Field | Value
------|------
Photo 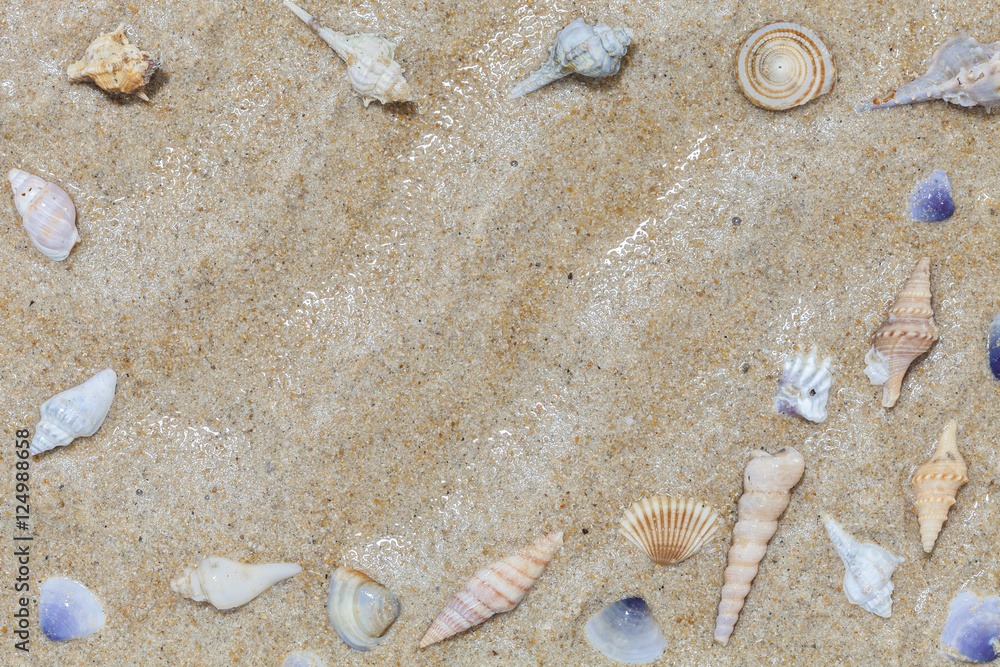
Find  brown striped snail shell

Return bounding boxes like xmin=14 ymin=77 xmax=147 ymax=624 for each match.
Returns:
xmin=735 ymin=21 xmax=836 ymax=110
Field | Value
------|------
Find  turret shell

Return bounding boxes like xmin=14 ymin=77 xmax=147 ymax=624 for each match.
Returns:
xmin=170 ymin=556 xmax=302 ymax=610
xmin=735 ymin=21 xmax=836 ymax=110
xmin=327 ymin=567 xmax=400 ymax=651
xmin=911 ymin=420 xmax=968 ymax=553
xmin=8 ymin=168 xmax=80 ymax=261
xmin=619 ymin=496 xmax=720 ymax=566
xmin=67 ymin=23 xmax=158 ymax=101
xmin=31 ymin=369 xmax=117 ymax=455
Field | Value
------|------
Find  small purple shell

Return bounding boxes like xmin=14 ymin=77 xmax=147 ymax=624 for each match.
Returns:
xmin=909 ymin=170 xmax=955 ymax=222
xmin=941 ymin=592 xmax=1000 ymax=663
xmin=990 ymin=314 xmax=1000 ymax=381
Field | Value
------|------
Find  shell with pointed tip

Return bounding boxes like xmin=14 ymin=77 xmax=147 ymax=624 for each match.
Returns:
xmin=823 ymin=515 xmax=903 ymax=618
xmin=8 ymin=168 xmax=80 ymax=261
xmin=909 ymin=171 xmax=955 ymax=222
xmin=619 ymin=496 xmax=719 ymax=566
xmin=864 ymin=257 xmax=938 ymax=408
xmin=510 ymin=19 xmax=633 ymax=98
xmin=774 ymin=346 xmax=833 ymax=423
xmin=989 ymin=314 xmax=1000 ymax=380
xmin=941 ymin=592 xmax=1000 ymax=663
xmin=31 ymin=369 xmax=117 ymax=455
xmin=714 ymin=447 xmax=805 ymax=646
xmin=281 ymin=650 xmax=328 ymax=667
xmin=39 ymin=578 xmax=106 ymax=642
xmin=67 ymin=23 xmax=158 ymax=101
xmin=862 ymin=36 xmax=1000 ymax=111
xmin=735 ymin=22 xmax=836 ymax=110
xmin=419 ymin=531 xmax=563 ymax=648
xmin=912 ymin=420 xmax=968 ymax=553
xmin=284 ymin=0 xmax=412 ymax=107
xmin=327 ymin=567 xmax=400 ymax=651
xmin=170 ymin=556 xmax=302 ymax=610
xmin=585 ymin=597 xmax=665 ymax=664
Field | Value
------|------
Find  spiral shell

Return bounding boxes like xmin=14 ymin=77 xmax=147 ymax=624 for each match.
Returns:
xmin=735 ymin=22 xmax=836 ymax=110
xmin=619 ymin=496 xmax=720 ymax=566
xmin=327 ymin=567 xmax=400 ymax=651
xmin=67 ymin=23 xmax=158 ymax=101
xmin=823 ymin=515 xmax=903 ymax=618
xmin=31 ymin=369 xmax=117 ymax=455
xmin=170 ymin=556 xmax=302 ymax=610
xmin=911 ymin=420 xmax=968 ymax=553
xmin=8 ymin=169 xmax=80 ymax=261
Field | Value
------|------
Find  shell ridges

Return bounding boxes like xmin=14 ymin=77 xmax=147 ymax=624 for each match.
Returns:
xmin=327 ymin=567 xmax=400 ymax=651
xmin=911 ymin=420 xmax=967 ymax=553
xmin=619 ymin=496 xmax=720 ymax=566
xmin=735 ymin=21 xmax=836 ymax=110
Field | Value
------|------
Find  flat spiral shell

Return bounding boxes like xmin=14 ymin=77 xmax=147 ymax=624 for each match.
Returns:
xmin=735 ymin=22 xmax=836 ymax=110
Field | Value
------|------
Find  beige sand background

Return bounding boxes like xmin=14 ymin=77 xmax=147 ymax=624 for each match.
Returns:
xmin=1 ymin=0 xmax=999 ymax=665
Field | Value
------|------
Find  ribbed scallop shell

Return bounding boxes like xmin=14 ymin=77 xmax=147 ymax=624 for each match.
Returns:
xmin=67 ymin=23 xmax=158 ymax=101
xmin=735 ymin=21 xmax=836 ymax=110
xmin=327 ymin=567 xmax=400 ymax=651
xmin=419 ymin=531 xmax=563 ymax=648
xmin=8 ymin=168 xmax=80 ymax=261
xmin=619 ymin=496 xmax=720 ymax=566
xmin=912 ymin=420 xmax=968 ymax=553
xmin=170 ymin=556 xmax=302 ymax=610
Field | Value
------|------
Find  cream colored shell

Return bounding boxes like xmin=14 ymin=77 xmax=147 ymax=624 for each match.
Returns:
xmin=67 ymin=23 xmax=159 ymax=101
xmin=735 ymin=21 xmax=836 ymax=110
xmin=8 ymin=168 xmax=80 ymax=261
xmin=912 ymin=420 xmax=968 ymax=553
xmin=619 ymin=496 xmax=720 ymax=566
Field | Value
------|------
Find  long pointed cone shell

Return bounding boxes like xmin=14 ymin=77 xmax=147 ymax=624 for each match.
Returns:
xmin=714 ymin=447 xmax=805 ymax=646
xmin=419 ymin=531 xmax=563 ymax=648
xmin=912 ymin=420 xmax=967 ymax=553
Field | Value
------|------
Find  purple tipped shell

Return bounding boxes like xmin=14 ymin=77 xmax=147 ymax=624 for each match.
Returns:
xmin=909 ymin=170 xmax=954 ymax=222
xmin=990 ymin=314 xmax=1000 ymax=381
xmin=941 ymin=592 xmax=1000 ymax=663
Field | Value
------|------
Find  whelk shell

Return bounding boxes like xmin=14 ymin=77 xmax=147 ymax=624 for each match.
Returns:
xmin=327 ymin=566 xmax=400 ymax=651
xmin=912 ymin=420 xmax=968 ymax=553
xmin=773 ymin=346 xmax=833 ymax=423
xmin=31 ymin=368 xmax=117 ymax=455
xmin=8 ymin=168 xmax=80 ymax=261
xmin=823 ymin=514 xmax=903 ymax=618
xmin=735 ymin=21 xmax=836 ymax=110
xmin=39 ymin=578 xmax=106 ymax=642
xmin=619 ymin=496 xmax=720 ymax=566
xmin=67 ymin=23 xmax=159 ymax=101
xmin=170 ymin=556 xmax=302 ymax=610
xmin=584 ymin=597 xmax=665 ymax=665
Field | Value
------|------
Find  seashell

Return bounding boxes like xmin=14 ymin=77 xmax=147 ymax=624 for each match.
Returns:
xmin=861 ymin=35 xmax=1000 ymax=112
xmin=39 ymin=578 xmax=106 ymax=642
xmin=8 ymin=168 xmax=80 ymax=261
xmin=170 ymin=556 xmax=302 ymax=610
xmin=940 ymin=592 xmax=1000 ymax=663
xmin=281 ymin=650 xmax=327 ymax=667
xmin=67 ymin=23 xmax=159 ymax=101
xmin=735 ymin=21 xmax=836 ymax=110
xmin=31 ymin=368 xmax=117 ymax=455
xmin=863 ymin=257 xmax=939 ymax=408
xmin=989 ymin=314 xmax=1000 ymax=381
xmin=912 ymin=420 xmax=968 ymax=553
xmin=714 ymin=446 xmax=805 ymax=646
xmin=419 ymin=531 xmax=563 ymax=648
xmin=284 ymin=0 xmax=412 ymax=107
xmin=823 ymin=514 xmax=903 ymax=618
xmin=584 ymin=597 xmax=665 ymax=665
xmin=327 ymin=566 xmax=400 ymax=651
xmin=510 ymin=18 xmax=634 ymax=99
xmin=773 ymin=346 xmax=833 ymax=423
xmin=909 ymin=170 xmax=955 ymax=222
xmin=619 ymin=496 xmax=720 ymax=566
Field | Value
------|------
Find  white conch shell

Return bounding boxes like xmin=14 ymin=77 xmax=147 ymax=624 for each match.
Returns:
xmin=284 ymin=0 xmax=413 ymax=107
xmin=327 ymin=566 xmax=400 ymax=651
xmin=510 ymin=18 xmax=633 ymax=98
xmin=8 ymin=168 xmax=80 ymax=261
xmin=864 ymin=257 xmax=938 ymax=408
xmin=619 ymin=496 xmax=720 ymax=566
xmin=714 ymin=447 xmax=805 ymax=646
xmin=170 ymin=556 xmax=302 ymax=610
xmin=419 ymin=531 xmax=563 ymax=648
xmin=862 ymin=35 xmax=1000 ymax=111
xmin=912 ymin=420 xmax=968 ymax=553
xmin=735 ymin=21 xmax=836 ymax=110
xmin=67 ymin=23 xmax=159 ymax=101
xmin=823 ymin=514 xmax=903 ymax=618
xmin=773 ymin=346 xmax=833 ymax=423
xmin=31 ymin=368 xmax=117 ymax=455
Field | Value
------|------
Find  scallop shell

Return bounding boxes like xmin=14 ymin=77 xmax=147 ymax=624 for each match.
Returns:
xmin=8 ymin=168 xmax=80 ymax=261
xmin=67 ymin=23 xmax=158 ymax=101
xmin=31 ymin=368 xmax=117 ymax=455
xmin=39 ymin=578 xmax=106 ymax=642
xmin=735 ymin=21 xmax=836 ymax=110
xmin=510 ymin=18 xmax=634 ymax=98
xmin=912 ymin=420 xmax=968 ymax=553
xmin=941 ymin=592 xmax=1000 ymax=663
xmin=988 ymin=314 xmax=1000 ymax=381
xmin=823 ymin=515 xmax=903 ymax=618
xmin=619 ymin=496 xmax=720 ymax=566
xmin=864 ymin=257 xmax=938 ymax=408
xmin=284 ymin=0 xmax=412 ymax=107
xmin=584 ymin=597 xmax=665 ymax=664
xmin=327 ymin=567 xmax=400 ymax=651
xmin=170 ymin=556 xmax=302 ymax=610
xmin=773 ymin=346 xmax=833 ymax=423
xmin=909 ymin=170 xmax=955 ymax=222
xmin=419 ymin=531 xmax=563 ymax=648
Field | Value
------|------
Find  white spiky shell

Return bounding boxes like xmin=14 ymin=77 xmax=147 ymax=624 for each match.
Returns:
xmin=67 ymin=23 xmax=158 ymax=101
xmin=619 ymin=496 xmax=720 ymax=566
xmin=31 ymin=369 xmax=117 ymax=455
xmin=774 ymin=346 xmax=833 ymax=423
xmin=170 ymin=556 xmax=302 ymax=610
xmin=823 ymin=515 xmax=903 ymax=618
xmin=327 ymin=567 xmax=400 ymax=651
xmin=912 ymin=420 xmax=968 ymax=553
xmin=735 ymin=21 xmax=836 ymax=110
xmin=8 ymin=169 xmax=80 ymax=261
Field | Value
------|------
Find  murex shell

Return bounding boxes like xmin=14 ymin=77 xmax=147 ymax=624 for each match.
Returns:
xmin=67 ymin=23 xmax=159 ymax=101
xmin=774 ymin=346 xmax=833 ymax=423
xmin=284 ymin=0 xmax=412 ymax=107
xmin=327 ymin=566 xmax=400 ymax=651
xmin=909 ymin=170 xmax=955 ymax=223
xmin=31 ymin=368 xmax=117 ymax=455
xmin=823 ymin=515 xmax=903 ymax=618
xmin=940 ymin=592 xmax=1000 ymax=663
xmin=39 ymin=578 xmax=106 ymax=642
xmin=584 ymin=597 xmax=665 ymax=665
xmin=735 ymin=21 xmax=836 ymax=110
xmin=862 ymin=35 xmax=1000 ymax=111
xmin=619 ymin=496 xmax=720 ymax=566
xmin=510 ymin=18 xmax=633 ymax=98
xmin=171 ymin=556 xmax=302 ymax=610
xmin=912 ymin=420 xmax=968 ymax=553
xmin=8 ymin=168 xmax=80 ymax=261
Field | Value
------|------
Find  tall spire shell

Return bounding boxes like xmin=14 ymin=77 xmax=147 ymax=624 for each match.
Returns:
xmin=911 ymin=420 xmax=968 ymax=553
xmin=864 ymin=257 xmax=939 ymax=408
xmin=419 ymin=531 xmax=563 ymax=648
xmin=8 ymin=169 xmax=80 ymax=261
xmin=619 ymin=496 xmax=720 ymax=566
xmin=31 ymin=369 xmax=117 ymax=455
